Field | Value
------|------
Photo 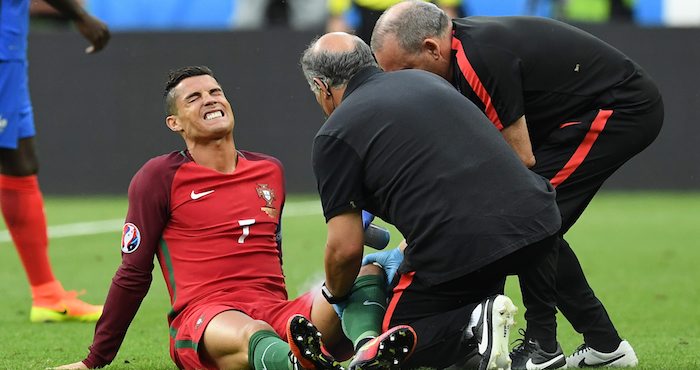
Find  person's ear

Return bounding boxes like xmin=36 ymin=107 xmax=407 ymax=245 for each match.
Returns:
xmin=423 ymin=38 xmax=442 ymax=60
xmin=313 ymin=77 xmax=332 ymax=97
xmin=166 ymin=115 xmax=182 ymax=132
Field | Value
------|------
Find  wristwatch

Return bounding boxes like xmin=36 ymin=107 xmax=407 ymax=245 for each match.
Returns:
xmin=321 ymin=283 xmax=350 ymax=304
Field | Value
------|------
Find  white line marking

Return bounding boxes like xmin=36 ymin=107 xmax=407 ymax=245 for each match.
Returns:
xmin=0 ymin=200 xmax=322 ymax=243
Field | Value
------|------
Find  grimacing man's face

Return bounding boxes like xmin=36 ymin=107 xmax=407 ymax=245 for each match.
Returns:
xmin=167 ymin=75 xmax=235 ymax=140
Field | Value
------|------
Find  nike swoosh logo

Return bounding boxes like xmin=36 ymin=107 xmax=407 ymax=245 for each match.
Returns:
xmin=362 ymin=300 xmax=386 ymax=310
xmin=579 ymin=354 xmax=625 ymax=368
xmin=57 ymin=309 xmax=68 ymax=315
xmin=526 ymin=354 xmax=564 ymax=370
xmin=478 ymin=305 xmax=489 ymax=354
xmin=190 ymin=190 xmax=214 ymax=200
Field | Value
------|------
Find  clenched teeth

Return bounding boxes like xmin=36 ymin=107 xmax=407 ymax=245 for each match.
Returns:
xmin=205 ymin=111 xmax=223 ymax=120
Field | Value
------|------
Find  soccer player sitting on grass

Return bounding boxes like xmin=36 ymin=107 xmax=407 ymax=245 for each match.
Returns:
xmin=53 ymin=65 xmax=414 ymax=370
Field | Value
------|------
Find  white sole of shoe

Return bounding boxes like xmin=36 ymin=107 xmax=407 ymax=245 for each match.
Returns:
xmin=485 ymin=295 xmax=518 ymax=370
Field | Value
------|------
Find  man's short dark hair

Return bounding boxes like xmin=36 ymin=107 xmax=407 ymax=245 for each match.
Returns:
xmin=164 ymin=65 xmax=215 ymax=115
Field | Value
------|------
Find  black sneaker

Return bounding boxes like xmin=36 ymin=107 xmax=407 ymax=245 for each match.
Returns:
xmin=470 ymin=295 xmax=518 ymax=370
xmin=287 ymin=314 xmax=344 ymax=370
xmin=510 ymin=330 xmax=566 ymax=370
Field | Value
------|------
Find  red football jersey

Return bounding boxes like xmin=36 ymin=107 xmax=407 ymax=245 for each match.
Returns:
xmin=85 ymin=150 xmax=287 ymax=368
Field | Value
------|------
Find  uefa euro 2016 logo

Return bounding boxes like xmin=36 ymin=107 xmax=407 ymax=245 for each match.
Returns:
xmin=121 ymin=223 xmax=141 ymax=253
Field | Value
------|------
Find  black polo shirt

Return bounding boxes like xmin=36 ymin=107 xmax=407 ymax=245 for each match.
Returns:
xmin=312 ymin=67 xmax=561 ymax=285
xmin=450 ymin=16 xmax=656 ymax=148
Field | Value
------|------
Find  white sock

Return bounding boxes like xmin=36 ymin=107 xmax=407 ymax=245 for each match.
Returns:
xmin=464 ymin=303 xmax=483 ymax=339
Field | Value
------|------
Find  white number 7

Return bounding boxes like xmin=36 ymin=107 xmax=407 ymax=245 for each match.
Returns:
xmin=238 ymin=219 xmax=256 ymax=243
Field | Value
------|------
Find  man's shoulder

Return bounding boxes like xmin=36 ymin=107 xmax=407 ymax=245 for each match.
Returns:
xmin=344 ymin=69 xmax=451 ymax=106
xmin=454 ymin=15 xmax=562 ymax=30
xmin=239 ymin=150 xmax=277 ymax=162
xmin=130 ymin=151 xmax=189 ymax=186
xmin=240 ymin=150 xmax=282 ymax=167
xmin=139 ymin=151 xmax=189 ymax=172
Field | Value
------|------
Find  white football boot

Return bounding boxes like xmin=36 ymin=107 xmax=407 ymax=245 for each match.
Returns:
xmin=566 ymin=340 xmax=638 ymax=368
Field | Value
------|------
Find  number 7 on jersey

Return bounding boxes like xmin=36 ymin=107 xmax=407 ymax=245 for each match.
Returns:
xmin=238 ymin=219 xmax=256 ymax=243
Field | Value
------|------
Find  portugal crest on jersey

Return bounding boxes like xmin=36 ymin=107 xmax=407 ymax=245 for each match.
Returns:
xmin=256 ymin=183 xmax=276 ymax=207
xmin=257 ymin=183 xmax=279 ymax=218
xmin=121 ymin=223 xmax=141 ymax=254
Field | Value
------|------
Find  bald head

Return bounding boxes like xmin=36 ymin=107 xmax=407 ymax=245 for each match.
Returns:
xmin=300 ymin=32 xmax=377 ymax=93
xmin=313 ymin=32 xmax=359 ymax=54
xmin=372 ymin=0 xmax=450 ymax=54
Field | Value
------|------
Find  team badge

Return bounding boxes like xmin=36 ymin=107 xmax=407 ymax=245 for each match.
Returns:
xmin=121 ymin=223 xmax=141 ymax=254
xmin=256 ymin=183 xmax=279 ymax=218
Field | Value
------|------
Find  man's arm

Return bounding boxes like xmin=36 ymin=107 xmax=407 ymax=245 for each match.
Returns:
xmin=501 ymin=115 xmax=536 ymax=168
xmin=42 ymin=0 xmax=110 ymax=53
xmin=52 ymin=159 xmax=170 ymax=369
xmin=324 ymin=211 xmax=365 ymax=299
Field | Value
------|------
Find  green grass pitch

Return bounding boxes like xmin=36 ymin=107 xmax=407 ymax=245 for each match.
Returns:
xmin=0 ymin=192 xmax=698 ymax=369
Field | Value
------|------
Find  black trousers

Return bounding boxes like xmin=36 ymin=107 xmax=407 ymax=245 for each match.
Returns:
xmin=384 ymin=235 xmax=559 ymax=369
xmin=524 ymin=78 xmax=664 ymax=349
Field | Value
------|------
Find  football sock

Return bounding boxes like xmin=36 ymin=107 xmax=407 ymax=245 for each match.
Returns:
xmin=342 ymin=275 xmax=387 ymax=350
xmin=0 ymin=175 xmax=57 ymax=288
xmin=31 ymin=280 xmax=65 ymax=307
xmin=248 ymin=330 xmax=292 ymax=370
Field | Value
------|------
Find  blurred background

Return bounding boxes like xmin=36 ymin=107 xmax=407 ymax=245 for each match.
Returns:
xmin=27 ymin=0 xmax=700 ymax=194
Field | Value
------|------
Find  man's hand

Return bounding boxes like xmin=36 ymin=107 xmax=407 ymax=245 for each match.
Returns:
xmin=362 ymin=246 xmax=404 ymax=285
xmin=51 ymin=361 xmax=89 ymax=369
xmin=74 ymin=14 xmax=110 ymax=54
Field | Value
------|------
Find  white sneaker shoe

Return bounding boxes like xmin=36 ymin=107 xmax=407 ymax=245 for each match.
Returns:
xmin=566 ymin=340 xmax=638 ymax=368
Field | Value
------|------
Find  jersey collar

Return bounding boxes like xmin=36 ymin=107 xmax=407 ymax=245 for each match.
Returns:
xmin=343 ymin=66 xmax=382 ymax=100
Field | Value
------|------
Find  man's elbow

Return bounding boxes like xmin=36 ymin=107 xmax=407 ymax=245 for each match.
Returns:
xmin=326 ymin=238 xmax=363 ymax=266
xmin=326 ymin=240 xmax=364 ymax=265
xmin=523 ymin=155 xmax=536 ymax=168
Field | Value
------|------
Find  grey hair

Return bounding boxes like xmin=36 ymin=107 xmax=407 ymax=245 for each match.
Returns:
xmin=300 ymin=36 xmax=377 ymax=93
xmin=371 ymin=0 xmax=450 ymax=54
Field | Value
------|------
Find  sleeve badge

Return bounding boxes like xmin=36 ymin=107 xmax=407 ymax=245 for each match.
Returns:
xmin=121 ymin=223 xmax=142 ymax=254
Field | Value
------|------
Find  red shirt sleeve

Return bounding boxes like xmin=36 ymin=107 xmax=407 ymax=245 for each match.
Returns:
xmin=83 ymin=155 xmax=178 ymax=368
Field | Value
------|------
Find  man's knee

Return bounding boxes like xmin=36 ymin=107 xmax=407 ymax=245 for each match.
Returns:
xmin=0 ymin=139 xmax=39 ymax=176
xmin=358 ymin=262 xmax=383 ymax=277
xmin=242 ymin=319 xmax=276 ymax=339
xmin=201 ymin=313 xmax=276 ymax=369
